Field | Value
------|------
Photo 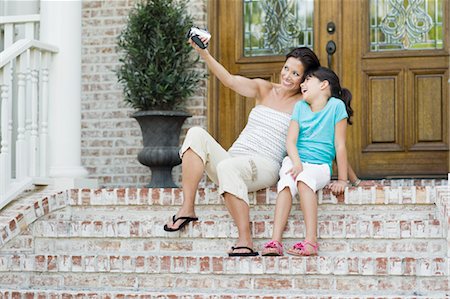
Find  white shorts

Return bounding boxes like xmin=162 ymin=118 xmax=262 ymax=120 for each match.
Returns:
xmin=277 ymin=156 xmax=331 ymax=198
xmin=180 ymin=127 xmax=279 ymax=205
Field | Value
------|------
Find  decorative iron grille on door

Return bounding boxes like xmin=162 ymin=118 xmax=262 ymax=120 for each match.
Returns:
xmin=370 ymin=0 xmax=443 ymax=51
xmin=243 ymin=0 xmax=314 ymax=56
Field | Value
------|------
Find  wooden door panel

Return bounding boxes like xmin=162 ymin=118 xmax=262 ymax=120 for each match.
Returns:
xmin=363 ymin=71 xmax=403 ymax=152
xmin=411 ymin=69 xmax=448 ymax=150
xmin=360 ymin=152 xmax=448 ymax=176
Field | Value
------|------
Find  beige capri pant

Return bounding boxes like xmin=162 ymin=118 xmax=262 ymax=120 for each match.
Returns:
xmin=180 ymin=127 xmax=279 ymax=205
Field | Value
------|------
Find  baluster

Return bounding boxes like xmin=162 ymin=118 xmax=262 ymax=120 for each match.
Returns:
xmin=25 ymin=51 xmax=32 ymax=168
xmin=15 ymin=52 xmax=27 ymax=180
xmin=39 ymin=52 xmax=50 ymax=177
xmin=3 ymin=24 xmax=14 ymax=49
xmin=0 ymin=64 xmax=12 ymax=197
xmin=24 ymin=21 xmax=36 ymax=39
xmin=3 ymin=24 xmax=14 ymax=183
xmin=29 ymin=49 xmax=39 ymax=177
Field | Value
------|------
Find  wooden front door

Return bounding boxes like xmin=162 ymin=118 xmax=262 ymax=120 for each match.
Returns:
xmin=208 ymin=0 xmax=449 ymax=178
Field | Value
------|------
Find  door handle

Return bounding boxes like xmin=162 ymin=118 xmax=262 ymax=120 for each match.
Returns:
xmin=326 ymin=40 xmax=336 ymax=69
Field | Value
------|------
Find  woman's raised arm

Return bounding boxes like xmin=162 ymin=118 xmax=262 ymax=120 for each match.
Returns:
xmin=190 ymin=39 xmax=270 ymax=101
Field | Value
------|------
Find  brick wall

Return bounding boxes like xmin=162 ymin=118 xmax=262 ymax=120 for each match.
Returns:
xmin=81 ymin=0 xmax=208 ymax=188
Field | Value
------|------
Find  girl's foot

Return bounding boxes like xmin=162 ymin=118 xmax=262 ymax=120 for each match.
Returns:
xmin=261 ymin=240 xmax=283 ymax=256
xmin=286 ymin=240 xmax=318 ymax=256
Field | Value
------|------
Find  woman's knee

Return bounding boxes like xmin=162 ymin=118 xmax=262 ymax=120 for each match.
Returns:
xmin=216 ymin=159 xmax=234 ymax=174
xmin=181 ymin=126 xmax=208 ymax=158
xmin=186 ymin=126 xmax=207 ymax=141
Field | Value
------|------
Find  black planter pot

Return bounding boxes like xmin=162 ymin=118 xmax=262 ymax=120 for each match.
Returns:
xmin=132 ymin=110 xmax=191 ymax=188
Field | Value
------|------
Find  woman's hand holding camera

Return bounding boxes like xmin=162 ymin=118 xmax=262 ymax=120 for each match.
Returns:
xmin=188 ymin=36 xmax=210 ymax=51
xmin=187 ymin=27 xmax=211 ymax=50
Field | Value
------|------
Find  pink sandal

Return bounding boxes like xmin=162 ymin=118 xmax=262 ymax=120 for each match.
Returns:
xmin=261 ymin=240 xmax=283 ymax=256
xmin=286 ymin=240 xmax=319 ymax=256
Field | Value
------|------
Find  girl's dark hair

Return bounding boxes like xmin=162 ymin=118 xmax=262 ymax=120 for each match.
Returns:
xmin=285 ymin=47 xmax=320 ymax=83
xmin=305 ymin=67 xmax=353 ymax=125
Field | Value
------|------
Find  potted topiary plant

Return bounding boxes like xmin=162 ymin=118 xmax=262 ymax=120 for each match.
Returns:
xmin=117 ymin=0 xmax=202 ymax=188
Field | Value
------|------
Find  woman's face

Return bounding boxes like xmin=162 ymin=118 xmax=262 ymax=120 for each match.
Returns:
xmin=280 ymin=57 xmax=304 ymax=92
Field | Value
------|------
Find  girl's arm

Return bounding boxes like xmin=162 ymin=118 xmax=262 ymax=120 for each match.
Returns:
xmin=331 ymin=119 xmax=348 ymax=194
xmin=285 ymin=120 xmax=303 ymax=178
xmin=190 ymin=39 xmax=270 ymax=101
xmin=348 ymin=164 xmax=361 ymax=186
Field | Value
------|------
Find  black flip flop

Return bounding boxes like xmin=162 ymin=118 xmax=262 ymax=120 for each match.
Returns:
xmin=228 ymin=246 xmax=259 ymax=257
xmin=163 ymin=215 xmax=198 ymax=232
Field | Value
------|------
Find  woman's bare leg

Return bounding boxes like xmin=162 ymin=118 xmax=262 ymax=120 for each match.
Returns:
xmin=271 ymin=188 xmax=293 ymax=243
xmin=223 ymin=192 xmax=253 ymax=253
xmin=166 ymin=148 xmax=204 ymax=229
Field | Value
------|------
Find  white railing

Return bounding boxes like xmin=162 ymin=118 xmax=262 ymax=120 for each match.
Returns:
xmin=0 ymin=14 xmax=40 ymax=51
xmin=0 ymin=38 xmax=58 ymax=209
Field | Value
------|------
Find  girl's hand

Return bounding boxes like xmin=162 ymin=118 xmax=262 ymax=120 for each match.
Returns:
xmin=329 ymin=180 xmax=348 ymax=195
xmin=287 ymin=164 xmax=303 ymax=179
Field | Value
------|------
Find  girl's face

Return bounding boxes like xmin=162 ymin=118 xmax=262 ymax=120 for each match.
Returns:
xmin=300 ymin=76 xmax=327 ymax=101
xmin=280 ymin=57 xmax=304 ymax=92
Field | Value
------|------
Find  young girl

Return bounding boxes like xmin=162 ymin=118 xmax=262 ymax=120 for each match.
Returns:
xmin=262 ymin=67 xmax=353 ymax=256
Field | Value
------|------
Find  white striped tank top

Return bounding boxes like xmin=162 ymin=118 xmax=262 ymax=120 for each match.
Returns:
xmin=228 ymin=105 xmax=291 ymax=165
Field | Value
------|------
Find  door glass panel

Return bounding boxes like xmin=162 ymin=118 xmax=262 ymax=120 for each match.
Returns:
xmin=370 ymin=0 xmax=443 ymax=51
xmin=243 ymin=0 xmax=314 ymax=57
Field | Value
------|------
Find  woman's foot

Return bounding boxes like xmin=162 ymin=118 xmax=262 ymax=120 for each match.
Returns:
xmin=286 ymin=240 xmax=318 ymax=256
xmin=163 ymin=215 xmax=198 ymax=232
xmin=227 ymin=240 xmax=257 ymax=256
xmin=228 ymin=245 xmax=259 ymax=257
xmin=261 ymin=240 xmax=283 ymax=256
xmin=163 ymin=209 xmax=197 ymax=231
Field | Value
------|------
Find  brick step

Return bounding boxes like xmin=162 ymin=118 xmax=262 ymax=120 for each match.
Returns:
xmin=49 ymin=202 xmax=439 ymax=217
xmin=29 ymin=237 xmax=446 ymax=257
xmin=70 ymin=186 xmax=437 ymax=206
xmin=1 ymin=253 xmax=446 ymax=276
xmin=30 ymin=216 xmax=443 ymax=239
xmin=0 ymin=272 xmax=447 ymax=296
xmin=0 ymin=288 xmax=447 ymax=299
xmin=0 ymin=183 xmax=447 ymax=298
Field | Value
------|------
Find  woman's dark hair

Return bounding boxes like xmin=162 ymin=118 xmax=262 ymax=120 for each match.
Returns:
xmin=305 ymin=67 xmax=353 ymax=125
xmin=285 ymin=47 xmax=320 ymax=83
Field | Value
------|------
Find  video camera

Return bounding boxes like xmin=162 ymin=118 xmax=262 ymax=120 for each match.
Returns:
xmin=186 ymin=27 xmax=211 ymax=49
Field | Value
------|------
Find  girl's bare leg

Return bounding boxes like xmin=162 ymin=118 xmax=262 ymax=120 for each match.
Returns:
xmin=271 ymin=188 xmax=293 ymax=242
xmin=298 ymin=182 xmax=318 ymax=247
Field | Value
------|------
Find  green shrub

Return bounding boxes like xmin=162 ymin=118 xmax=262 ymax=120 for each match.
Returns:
xmin=117 ymin=0 xmax=202 ymax=111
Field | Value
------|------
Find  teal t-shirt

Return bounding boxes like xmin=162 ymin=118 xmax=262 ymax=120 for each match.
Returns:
xmin=291 ymin=97 xmax=348 ymax=172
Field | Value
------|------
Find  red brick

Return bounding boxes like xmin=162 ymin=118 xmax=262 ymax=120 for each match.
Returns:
xmin=212 ymin=257 xmax=224 ymax=273
xmin=254 ymin=277 xmax=293 ymax=289
xmin=376 ymin=257 xmax=388 ymax=275
xmin=160 ymin=256 xmax=170 ymax=273
xmin=47 ymin=255 xmax=57 ymax=271
xmin=199 ymin=256 xmax=210 ymax=273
